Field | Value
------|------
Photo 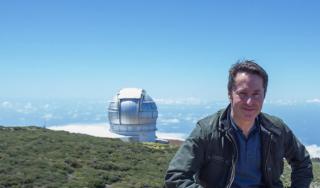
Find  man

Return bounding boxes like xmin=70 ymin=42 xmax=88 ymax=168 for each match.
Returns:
xmin=164 ymin=60 xmax=313 ymax=188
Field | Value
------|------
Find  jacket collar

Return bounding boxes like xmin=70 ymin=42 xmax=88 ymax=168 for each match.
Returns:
xmin=218 ymin=104 xmax=281 ymax=136
xmin=258 ymin=113 xmax=282 ymax=136
xmin=218 ymin=104 xmax=232 ymax=132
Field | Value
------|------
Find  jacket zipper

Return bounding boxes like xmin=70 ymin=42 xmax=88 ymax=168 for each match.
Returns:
xmin=264 ymin=134 xmax=272 ymax=185
xmin=225 ymin=131 xmax=238 ymax=188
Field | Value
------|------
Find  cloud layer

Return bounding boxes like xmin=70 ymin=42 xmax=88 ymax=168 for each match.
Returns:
xmin=49 ymin=123 xmax=124 ymax=138
xmin=48 ymin=123 xmax=187 ymax=140
xmin=306 ymin=145 xmax=320 ymax=159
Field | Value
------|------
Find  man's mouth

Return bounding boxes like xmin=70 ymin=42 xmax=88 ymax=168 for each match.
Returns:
xmin=242 ymin=107 xmax=256 ymax=111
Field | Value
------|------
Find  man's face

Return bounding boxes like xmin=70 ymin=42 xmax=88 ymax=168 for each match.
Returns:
xmin=229 ymin=72 xmax=265 ymax=126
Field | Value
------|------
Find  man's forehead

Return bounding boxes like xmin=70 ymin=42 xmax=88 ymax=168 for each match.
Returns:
xmin=234 ymin=86 xmax=263 ymax=92
xmin=234 ymin=72 xmax=263 ymax=82
xmin=233 ymin=73 xmax=264 ymax=91
xmin=235 ymin=72 xmax=262 ymax=79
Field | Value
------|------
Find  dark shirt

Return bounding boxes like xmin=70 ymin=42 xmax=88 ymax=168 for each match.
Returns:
xmin=230 ymin=118 xmax=263 ymax=188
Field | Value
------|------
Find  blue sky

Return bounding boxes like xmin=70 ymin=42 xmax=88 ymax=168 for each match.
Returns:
xmin=1 ymin=0 xmax=320 ymax=102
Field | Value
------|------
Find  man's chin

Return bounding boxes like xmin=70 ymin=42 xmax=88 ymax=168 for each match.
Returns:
xmin=242 ymin=113 xmax=257 ymax=121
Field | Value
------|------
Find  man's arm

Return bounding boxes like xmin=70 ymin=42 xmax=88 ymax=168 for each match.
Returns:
xmin=164 ymin=123 xmax=206 ymax=188
xmin=284 ymin=126 xmax=313 ymax=188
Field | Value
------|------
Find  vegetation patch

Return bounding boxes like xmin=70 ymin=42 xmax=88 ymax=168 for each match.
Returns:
xmin=0 ymin=126 xmax=319 ymax=187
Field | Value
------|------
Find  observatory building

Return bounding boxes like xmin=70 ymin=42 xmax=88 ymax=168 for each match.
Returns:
xmin=108 ymin=88 xmax=158 ymax=142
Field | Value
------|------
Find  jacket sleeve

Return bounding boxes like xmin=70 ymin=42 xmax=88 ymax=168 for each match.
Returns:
xmin=284 ymin=126 xmax=313 ymax=188
xmin=164 ymin=123 xmax=207 ymax=188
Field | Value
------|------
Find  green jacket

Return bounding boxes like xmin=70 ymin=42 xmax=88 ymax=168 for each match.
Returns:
xmin=165 ymin=105 xmax=313 ymax=188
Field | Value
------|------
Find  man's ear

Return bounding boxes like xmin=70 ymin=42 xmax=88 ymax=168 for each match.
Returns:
xmin=228 ymin=92 xmax=232 ymax=102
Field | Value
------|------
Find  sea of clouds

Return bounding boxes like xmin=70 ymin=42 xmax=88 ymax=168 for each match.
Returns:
xmin=49 ymin=123 xmax=187 ymax=141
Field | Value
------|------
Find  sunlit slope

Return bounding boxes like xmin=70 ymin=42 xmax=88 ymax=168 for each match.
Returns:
xmin=0 ymin=126 xmax=319 ymax=188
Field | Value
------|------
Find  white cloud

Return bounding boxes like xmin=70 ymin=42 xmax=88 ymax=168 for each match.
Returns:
xmin=154 ymin=97 xmax=208 ymax=105
xmin=16 ymin=102 xmax=38 ymax=114
xmin=48 ymin=123 xmax=124 ymax=138
xmin=263 ymin=98 xmax=320 ymax=105
xmin=24 ymin=102 xmax=33 ymax=110
xmin=306 ymin=98 xmax=320 ymax=104
xmin=42 ymin=104 xmax=50 ymax=109
xmin=264 ymin=99 xmax=299 ymax=105
xmin=1 ymin=101 xmax=13 ymax=108
xmin=158 ymin=118 xmax=180 ymax=125
xmin=156 ymin=132 xmax=186 ymax=141
xmin=306 ymin=144 xmax=320 ymax=158
xmin=48 ymin=123 xmax=187 ymax=141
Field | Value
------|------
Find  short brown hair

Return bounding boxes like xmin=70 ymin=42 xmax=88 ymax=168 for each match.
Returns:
xmin=228 ymin=60 xmax=268 ymax=97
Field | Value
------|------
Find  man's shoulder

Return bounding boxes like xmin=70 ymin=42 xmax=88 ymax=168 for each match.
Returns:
xmin=261 ymin=112 xmax=285 ymax=126
xmin=197 ymin=109 xmax=224 ymax=129
xmin=260 ymin=112 xmax=289 ymax=134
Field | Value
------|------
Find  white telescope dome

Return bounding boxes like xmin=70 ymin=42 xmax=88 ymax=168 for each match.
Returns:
xmin=108 ymin=88 xmax=158 ymax=142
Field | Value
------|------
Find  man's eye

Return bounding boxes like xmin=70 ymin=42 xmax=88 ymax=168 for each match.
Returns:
xmin=253 ymin=94 xmax=263 ymax=99
xmin=239 ymin=93 xmax=247 ymax=97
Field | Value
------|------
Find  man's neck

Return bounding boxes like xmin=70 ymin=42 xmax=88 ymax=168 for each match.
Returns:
xmin=231 ymin=117 xmax=255 ymax=137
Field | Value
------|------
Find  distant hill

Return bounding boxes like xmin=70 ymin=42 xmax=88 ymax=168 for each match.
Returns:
xmin=0 ymin=126 xmax=319 ymax=188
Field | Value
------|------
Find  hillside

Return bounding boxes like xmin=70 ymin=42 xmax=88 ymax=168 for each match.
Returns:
xmin=0 ymin=126 xmax=319 ymax=188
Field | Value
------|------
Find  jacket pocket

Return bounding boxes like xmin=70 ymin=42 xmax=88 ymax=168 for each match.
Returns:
xmin=200 ymin=155 xmax=230 ymax=187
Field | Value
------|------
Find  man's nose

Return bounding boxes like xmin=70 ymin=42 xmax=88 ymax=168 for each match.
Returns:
xmin=245 ymin=96 xmax=254 ymax=105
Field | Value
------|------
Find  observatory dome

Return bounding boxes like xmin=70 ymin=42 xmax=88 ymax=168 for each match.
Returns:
xmin=108 ymin=88 xmax=158 ymax=142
